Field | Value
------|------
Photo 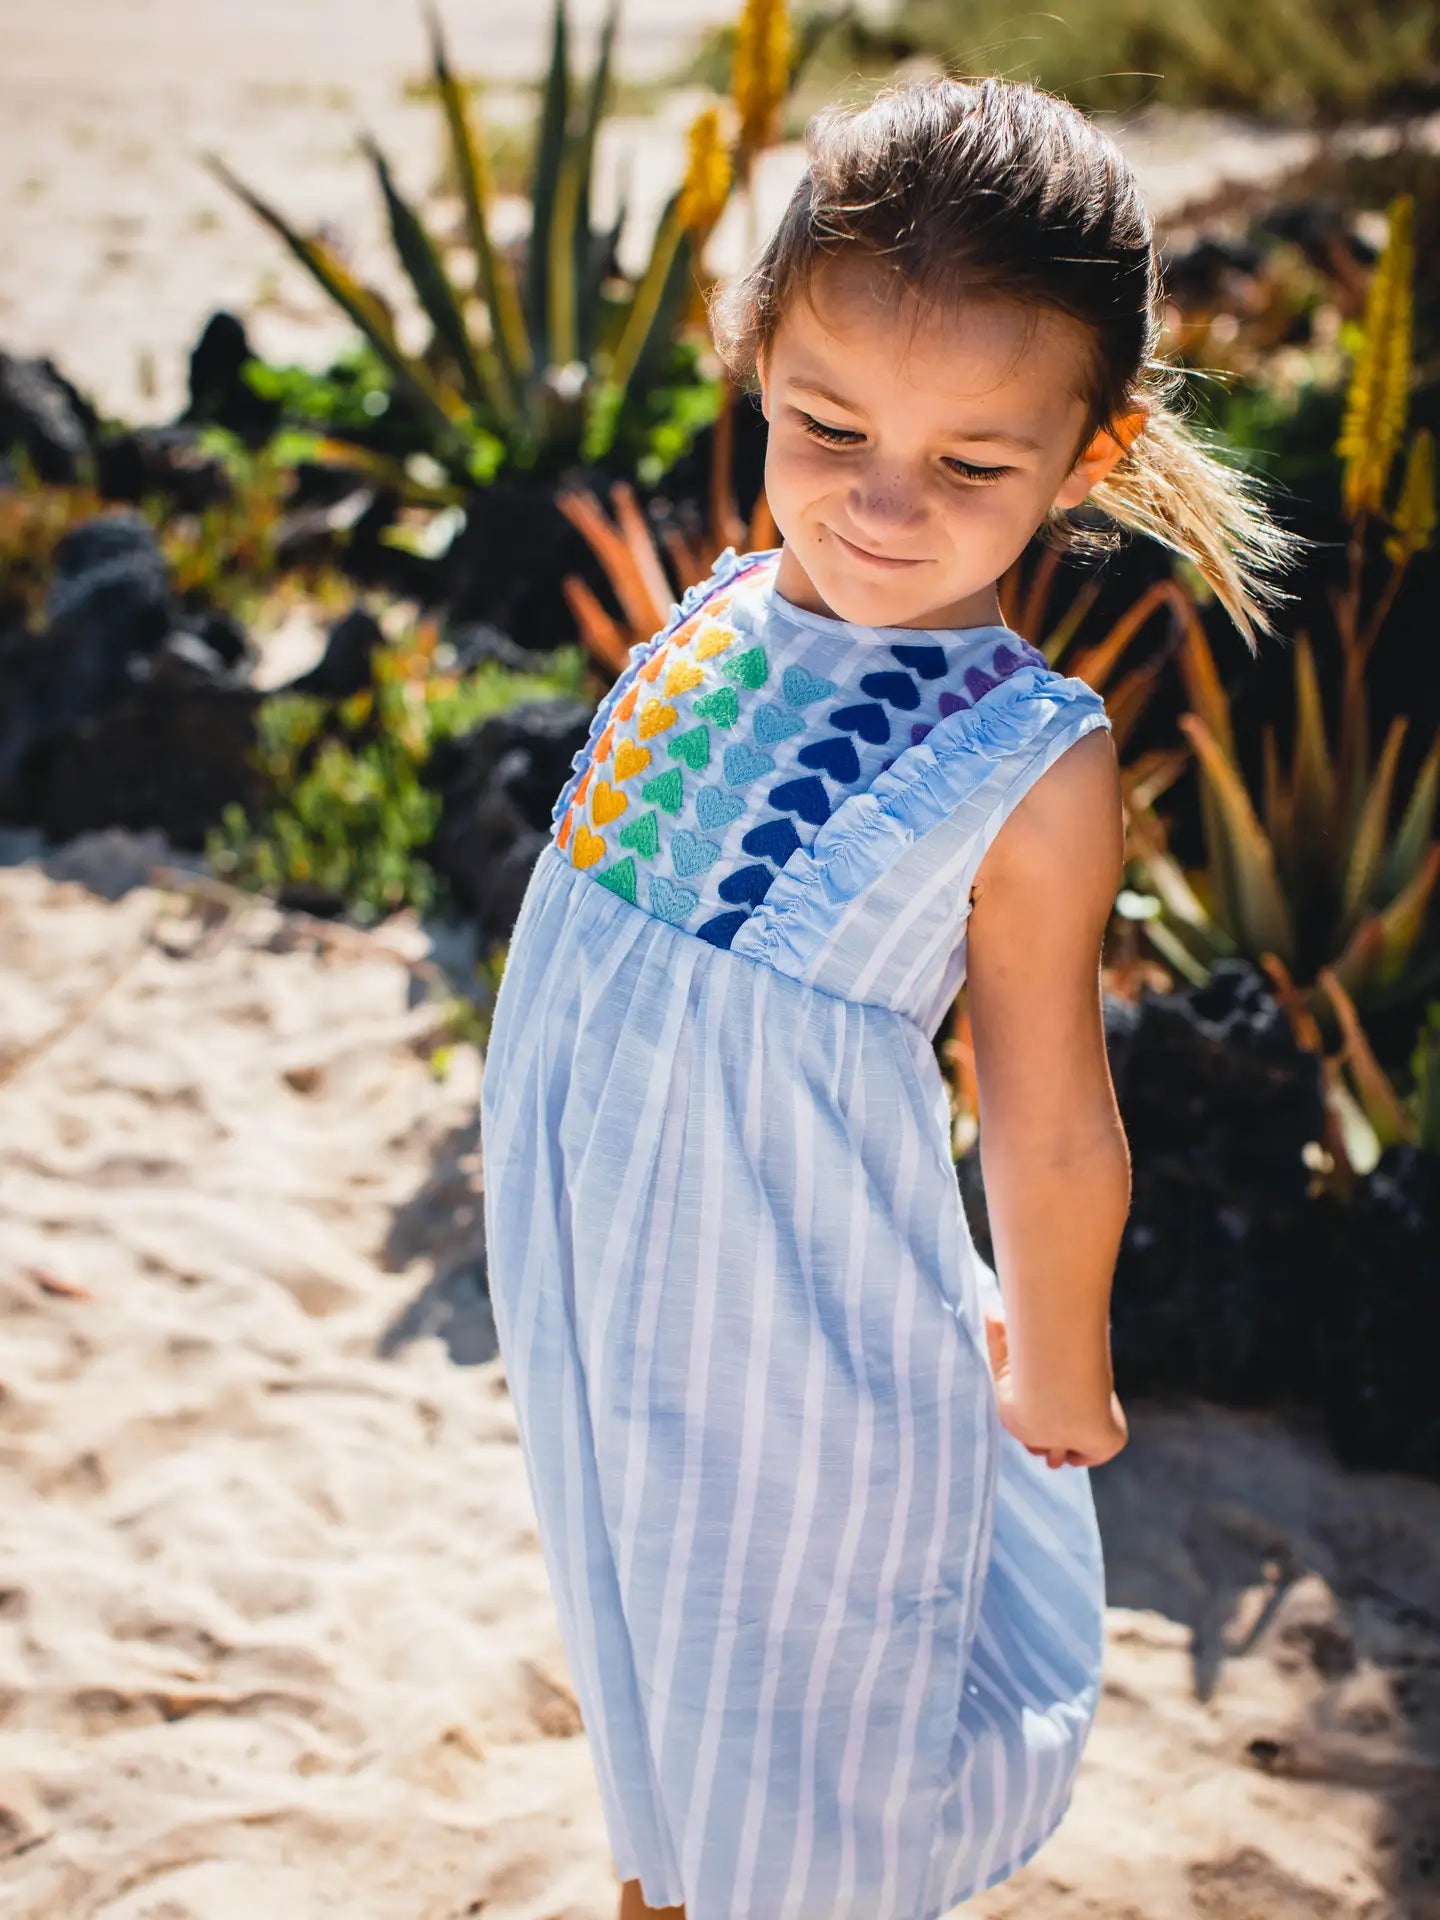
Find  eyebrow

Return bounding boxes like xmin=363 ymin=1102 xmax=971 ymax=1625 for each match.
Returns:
xmin=783 ymin=378 xmax=1045 ymax=452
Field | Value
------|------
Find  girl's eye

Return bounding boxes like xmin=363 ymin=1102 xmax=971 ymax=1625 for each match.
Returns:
xmin=795 ymin=412 xmax=1011 ymax=485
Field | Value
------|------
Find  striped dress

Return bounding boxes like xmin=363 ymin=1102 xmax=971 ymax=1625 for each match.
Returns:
xmin=479 ymin=545 xmax=1112 ymax=1920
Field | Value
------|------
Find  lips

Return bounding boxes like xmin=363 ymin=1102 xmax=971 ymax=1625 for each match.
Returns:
xmin=832 ymin=530 xmax=922 ymax=567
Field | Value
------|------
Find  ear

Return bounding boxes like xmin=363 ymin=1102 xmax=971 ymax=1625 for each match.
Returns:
xmin=1051 ymin=404 xmax=1149 ymax=510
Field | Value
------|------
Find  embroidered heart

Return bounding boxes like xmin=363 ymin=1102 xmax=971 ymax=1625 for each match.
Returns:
xmin=890 ymin=643 xmax=948 ymax=679
xmin=720 ymin=644 xmax=769 ymax=690
xmin=938 ymin=690 xmax=971 ymax=718
xmin=556 ymin=804 xmax=575 ymax=849
xmin=797 ymin=734 xmax=860 ymax=784
xmin=667 ymin=725 xmax=710 ymax=771
xmin=695 ymin=785 xmax=744 ymax=829
xmin=648 ymin=874 xmax=698 ymax=924
xmin=590 ymin=779 xmax=627 ymax=826
xmin=767 ymin=774 xmax=832 ymax=827
xmin=781 ymin=664 xmax=837 ymax=709
xmin=595 ymin=855 xmax=637 ymax=902
xmin=964 ymin=665 xmax=1001 ymax=702
xmin=642 ymin=766 xmax=685 ymax=814
xmin=696 ymin=909 xmax=748 ymax=949
xmin=911 ymin=720 xmax=935 ymax=745
xmin=617 ymin=808 xmax=660 ymax=858
xmin=692 ymin=685 xmax=739 ymax=728
xmin=593 ymin=720 xmax=616 ymax=762
xmin=638 ymin=696 xmax=679 ymax=739
xmin=860 ymin=669 xmax=920 ymax=710
xmin=664 ymin=657 xmax=705 ymax=698
xmin=695 ymin=623 xmax=736 ymax=661
xmin=671 ymin=828 xmax=721 ymax=878
xmin=742 ymin=816 xmax=801 ymax=865
xmin=571 ymin=824 xmax=605 ymax=869
xmin=753 ymin=702 xmax=805 ymax=746
xmin=723 ymin=742 xmax=776 ymax=787
xmin=638 ymin=646 xmax=670 ymax=683
xmin=615 ymin=682 xmax=640 ymax=722
xmin=991 ymin=641 xmax=1024 ymax=676
xmin=829 ymin=701 xmax=890 ymax=744
xmin=718 ymin=863 xmax=775 ymax=907
xmin=613 ymin=737 xmax=651 ymax=781
xmin=573 ymin=763 xmax=594 ymax=804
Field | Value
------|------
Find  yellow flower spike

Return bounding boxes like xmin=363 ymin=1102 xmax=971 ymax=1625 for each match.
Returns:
xmin=1384 ymin=428 xmax=1436 ymax=566
xmin=677 ymin=105 xmax=733 ymax=238
xmin=733 ymin=0 xmax=791 ymax=157
xmin=1336 ymin=193 xmax=1414 ymax=520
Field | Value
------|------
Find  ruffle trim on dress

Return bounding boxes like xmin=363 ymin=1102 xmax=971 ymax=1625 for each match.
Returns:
xmin=728 ymin=663 xmax=1111 ymax=972
xmin=548 ymin=544 xmax=773 ymax=829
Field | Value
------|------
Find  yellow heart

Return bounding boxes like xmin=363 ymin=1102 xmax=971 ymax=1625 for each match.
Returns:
xmin=637 ymin=697 xmax=679 ymax=740
xmin=571 ymin=824 xmax=606 ymax=869
xmin=664 ymin=657 xmax=704 ymax=698
xmin=590 ymin=779 xmax=627 ymax=826
xmin=613 ymin=738 xmax=651 ymax=781
xmin=695 ymin=623 xmax=735 ymax=660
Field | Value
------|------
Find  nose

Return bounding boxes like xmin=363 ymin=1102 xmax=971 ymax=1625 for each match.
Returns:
xmin=845 ymin=481 xmax=927 ymax=539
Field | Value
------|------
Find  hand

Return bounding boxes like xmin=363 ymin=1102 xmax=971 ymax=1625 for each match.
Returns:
xmin=982 ymin=1310 xmax=1128 ymax=1469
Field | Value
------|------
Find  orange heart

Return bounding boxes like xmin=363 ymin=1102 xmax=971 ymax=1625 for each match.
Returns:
xmin=590 ymin=779 xmax=627 ymax=826
xmin=615 ymin=683 xmax=639 ymax=722
xmin=613 ymin=738 xmax=651 ymax=781
xmin=637 ymin=696 xmax=679 ymax=740
xmin=571 ymin=824 xmax=605 ymax=869
xmin=593 ymin=720 xmax=615 ymax=763
xmin=663 ymin=657 xmax=704 ymax=698
xmin=556 ymin=804 xmax=574 ymax=850
xmin=574 ymin=763 xmax=593 ymax=805
xmin=638 ymin=645 xmax=670 ymax=683
xmin=695 ymin=623 xmax=735 ymax=660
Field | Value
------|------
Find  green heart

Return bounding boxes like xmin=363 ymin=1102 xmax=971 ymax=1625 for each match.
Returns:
xmin=693 ymin=685 xmax=739 ymax=728
xmin=594 ymin=855 xmax=637 ymax=903
xmin=641 ymin=766 xmax=685 ymax=815
xmin=667 ymin=725 xmax=710 ymax=771
xmin=617 ymin=808 xmax=660 ymax=858
xmin=720 ymin=645 xmax=768 ymax=691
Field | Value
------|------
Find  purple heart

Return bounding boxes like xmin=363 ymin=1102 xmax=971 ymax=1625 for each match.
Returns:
xmin=965 ymin=665 xmax=1002 ymax=702
xmin=938 ymin=690 xmax=972 ymax=718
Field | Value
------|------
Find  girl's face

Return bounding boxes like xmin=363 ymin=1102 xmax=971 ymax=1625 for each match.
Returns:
xmin=755 ymin=253 xmax=1144 ymax=631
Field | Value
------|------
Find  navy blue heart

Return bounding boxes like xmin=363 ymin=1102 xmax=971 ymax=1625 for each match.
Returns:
xmin=859 ymin=670 xmax=920 ymax=710
xmin=718 ymin=863 xmax=775 ymax=907
xmin=696 ymin=909 xmax=748 ymax=949
xmin=890 ymin=643 xmax=948 ymax=679
xmin=768 ymin=774 xmax=832 ymax=827
xmin=829 ymin=701 xmax=891 ymax=745
xmin=797 ymin=734 xmax=860 ymax=784
xmin=742 ymin=816 xmax=801 ymax=865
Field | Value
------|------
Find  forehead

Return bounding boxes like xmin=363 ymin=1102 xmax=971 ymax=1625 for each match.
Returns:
xmin=774 ymin=253 xmax=1094 ymax=433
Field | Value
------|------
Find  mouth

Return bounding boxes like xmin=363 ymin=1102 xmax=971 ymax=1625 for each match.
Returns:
xmin=831 ymin=530 xmax=924 ymax=569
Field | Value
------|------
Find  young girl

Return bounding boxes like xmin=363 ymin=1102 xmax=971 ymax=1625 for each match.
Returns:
xmin=480 ymin=74 xmax=1297 ymax=1920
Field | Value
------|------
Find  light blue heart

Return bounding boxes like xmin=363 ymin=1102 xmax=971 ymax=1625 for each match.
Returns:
xmin=781 ymin=664 xmax=838 ymax=709
xmin=671 ymin=828 xmax=722 ymax=878
xmin=723 ymin=742 xmax=776 ymax=787
xmin=648 ymin=875 xmax=698 ymax=924
xmin=753 ymin=702 xmax=806 ymax=746
xmin=695 ymin=785 xmax=744 ymax=830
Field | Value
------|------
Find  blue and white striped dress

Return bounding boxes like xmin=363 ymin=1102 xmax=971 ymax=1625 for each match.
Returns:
xmin=479 ymin=546 xmax=1112 ymax=1920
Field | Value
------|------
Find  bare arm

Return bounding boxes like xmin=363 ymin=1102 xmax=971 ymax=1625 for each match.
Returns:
xmin=964 ymin=726 xmax=1131 ymax=1418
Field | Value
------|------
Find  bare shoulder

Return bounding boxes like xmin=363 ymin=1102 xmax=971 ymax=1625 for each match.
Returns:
xmin=968 ymin=723 xmax=1123 ymax=921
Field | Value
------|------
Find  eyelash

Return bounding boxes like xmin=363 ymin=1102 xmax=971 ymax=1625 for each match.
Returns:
xmin=796 ymin=411 xmax=1012 ymax=484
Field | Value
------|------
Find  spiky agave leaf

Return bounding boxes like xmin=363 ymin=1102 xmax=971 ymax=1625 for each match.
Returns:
xmin=424 ymin=1 xmax=530 ymax=412
xmin=568 ymin=0 xmax=621 ymax=367
xmin=1378 ymin=731 xmax=1440 ymax=902
xmin=525 ymin=0 xmax=572 ymax=378
xmin=359 ymin=132 xmax=489 ymax=416
xmin=203 ymin=152 xmax=467 ymax=445
xmin=1288 ymin=634 xmax=1338 ymax=864
xmin=1179 ymin=711 xmax=1297 ymax=963
xmin=1316 ymin=967 xmax=1415 ymax=1150
xmin=1340 ymin=714 xmax=1408 ymax=933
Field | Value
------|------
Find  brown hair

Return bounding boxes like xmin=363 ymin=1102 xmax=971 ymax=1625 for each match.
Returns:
xmin=707 ymin=74 xmax=1306 ymax=653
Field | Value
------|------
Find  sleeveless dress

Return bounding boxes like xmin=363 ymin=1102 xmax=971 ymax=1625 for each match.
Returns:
xmin=479 ymin=545 xmax=1113 ymax=1920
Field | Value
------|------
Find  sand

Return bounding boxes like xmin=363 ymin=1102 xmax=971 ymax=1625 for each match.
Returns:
xmin=2 ymin=832 xmax=1438 ymax=1919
